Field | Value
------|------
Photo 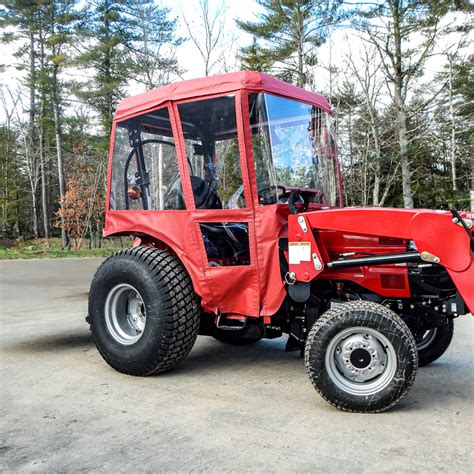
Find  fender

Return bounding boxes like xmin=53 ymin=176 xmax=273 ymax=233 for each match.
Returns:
xmin=103 ymin=210 xmax=213 ymax=310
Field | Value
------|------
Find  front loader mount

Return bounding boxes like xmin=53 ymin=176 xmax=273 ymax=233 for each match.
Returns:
xmin=287 ymin=207 xmax=473 ymax=313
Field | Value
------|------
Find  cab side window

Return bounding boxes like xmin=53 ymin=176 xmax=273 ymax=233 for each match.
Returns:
xmin=110 ymin=107 xmax=185 ymax=210
xmin=177 ymin=96 xmax=246 ymax=209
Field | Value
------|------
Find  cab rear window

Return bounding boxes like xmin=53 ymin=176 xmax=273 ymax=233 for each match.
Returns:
xmin=110 ymin=107 xmax=184 ymax=211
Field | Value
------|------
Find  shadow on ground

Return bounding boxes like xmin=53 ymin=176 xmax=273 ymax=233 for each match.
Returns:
xmin=2 ymin=332 xmax=93 ymax=353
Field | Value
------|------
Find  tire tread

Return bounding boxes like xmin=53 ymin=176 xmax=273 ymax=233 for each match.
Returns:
xmin=304 ymin=301 xmax=418 ymax=413
xmin=90 ymin=246 xmax=200 ymax=376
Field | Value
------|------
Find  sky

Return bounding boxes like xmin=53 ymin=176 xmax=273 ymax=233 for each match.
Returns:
xmin=160 ymin=0 xmax=261 ymax=79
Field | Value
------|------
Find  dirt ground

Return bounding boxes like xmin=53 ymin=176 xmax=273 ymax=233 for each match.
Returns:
xmin=1 ymin=257 xmax=473 ymax=472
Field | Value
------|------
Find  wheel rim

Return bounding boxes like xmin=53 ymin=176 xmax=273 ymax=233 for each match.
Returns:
xmin=416 ymin=328 xmax=438 ymax=351
xmin=105 ymin=284 xmax=147 ymax=345
xmin=325 ymin=326 xmax=397 ymax=396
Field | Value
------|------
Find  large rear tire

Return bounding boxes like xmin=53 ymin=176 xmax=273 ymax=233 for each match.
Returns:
xmin=416 ymin=320 xmax=454 ymax=366
xmin=304 ymin=301 xmax=418 ymax=413
xmin=88 ymin=246 xmax=200 ymax=375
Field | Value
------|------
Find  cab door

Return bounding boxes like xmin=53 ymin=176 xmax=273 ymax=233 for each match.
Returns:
xmin=172 ymin=92 xmax=260 ymax=316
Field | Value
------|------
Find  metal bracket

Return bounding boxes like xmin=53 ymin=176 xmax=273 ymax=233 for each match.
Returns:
xmin=312 ymin=253 xmax=323 ymax=271
xmin=285 ymin=272 xmax=296 ymax=285
xmin=420 ymin=251 xmax=440 ymax=264
xmin=216 ymin=314 xmax=247 ymax=331
xmin=297 ymin=216 xmax=308 ymax=233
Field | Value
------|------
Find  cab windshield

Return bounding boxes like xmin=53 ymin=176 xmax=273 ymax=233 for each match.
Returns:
xmin=248 ymin=93 xmax=341 ymax=207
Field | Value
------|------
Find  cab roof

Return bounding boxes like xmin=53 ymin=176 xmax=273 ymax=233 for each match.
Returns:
xmin=114 ymin=70 xmax=331 ymax=122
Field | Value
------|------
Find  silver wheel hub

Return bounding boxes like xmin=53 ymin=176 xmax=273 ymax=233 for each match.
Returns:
xmin=325 ymin=327 xmax=397 ymax=396
xmin=105 ymin=283 xmax=146 ymax=345
xmin=334 ymin=333 xmax=387 ymax=383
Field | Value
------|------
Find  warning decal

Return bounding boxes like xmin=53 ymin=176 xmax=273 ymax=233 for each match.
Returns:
xmin=288 ymin=242 xmax=311 ymax=264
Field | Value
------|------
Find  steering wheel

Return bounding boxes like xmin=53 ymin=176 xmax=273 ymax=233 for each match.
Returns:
xmin=257 ymin=185 xmax=287 ymax=205
xmin=288 ymin=190 xmax=309 ymax=214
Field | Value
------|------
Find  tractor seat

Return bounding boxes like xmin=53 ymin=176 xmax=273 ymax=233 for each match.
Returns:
xmin=190 ymin=176 xmax=222 ymax=209
xmin=167 ymin=176 xmax=222 ymax=210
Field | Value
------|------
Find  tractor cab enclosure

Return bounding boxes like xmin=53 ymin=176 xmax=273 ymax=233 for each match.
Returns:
xmin=105 ymin=71 xmax=341 ymax=317
xmin=89 ymin=71 xmax=473 ymax=414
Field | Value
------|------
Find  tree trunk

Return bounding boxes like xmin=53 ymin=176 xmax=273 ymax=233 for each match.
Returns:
xmin=52 ymin=63 xmax=69 ymax=248
xmin=1 ymin=157 xmax=7 ymax=238
xmin=28 ymin=30 xmax=39 ymax=239
xmin=366 ymin=94 xmax=382 ymax=206
xmin=396 ymin=99 xmax=413 ymax=208
xmin=39 ymin=115 xmax=49 ymax=238
xmin=392 ymin=2 xmax=414 ymax=208
xmin=367 ymin=104 xmax=382 ymax=206
xmin=373 ymin=159 xmax=381 ymax=207
xmin=38 ymin=13 xmax=49 ymax=238
xmin=103 ymin=0 xmax=113 ymax=132
xmin=348 ymin=111 xmax=354 ymax=206
xmin=296 ymin=5 xmax=305 ymax=87
xmin=448 ymin=60 xmax=457 ymax=192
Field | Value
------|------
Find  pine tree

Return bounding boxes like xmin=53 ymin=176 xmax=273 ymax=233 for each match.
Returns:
xmin=238 ymin=38 xmax=273 ymax=73
xmin=1 ymin=0 xmax=42 ymax=237
xmin=125 ymin=1 xmax=183 ymax=89
xmin=45 ymin=0 xmax=79 ymax=247
xmin=237 ymin=0 xmax=343 ymax=87
xmin=75 ymin=0 xmax=182 ymax=137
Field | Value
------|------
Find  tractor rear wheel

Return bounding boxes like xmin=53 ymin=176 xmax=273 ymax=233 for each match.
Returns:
xmin=88 ymin=246 xmax=200 ymax=375
xmin=416 ymin=320 xmax=454 ymax=366
xmin=304 ymin=301 xmax=418 ymax=413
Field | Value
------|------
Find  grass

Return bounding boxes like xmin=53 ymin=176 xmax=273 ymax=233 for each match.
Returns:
xmin=0 ymin=238 xmax=130 ymax=260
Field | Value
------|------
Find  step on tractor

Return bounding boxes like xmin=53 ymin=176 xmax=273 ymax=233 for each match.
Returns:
xmin=88 ymin=71 xmax=473 ymax=413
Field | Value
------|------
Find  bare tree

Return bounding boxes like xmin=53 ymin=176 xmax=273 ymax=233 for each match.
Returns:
xmin=182 ymin=0 xmax=227 ymax=77
xmin=344 ymin=42 xmax=389 ymax=206
xmin=354 ymin=1 xmax=445 ymax=208
xmin=125 ymin=1 xmax=184 ymax=90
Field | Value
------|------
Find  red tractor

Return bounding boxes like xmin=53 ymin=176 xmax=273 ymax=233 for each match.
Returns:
xmin=88 ymin=71 xmax=473 ymax=413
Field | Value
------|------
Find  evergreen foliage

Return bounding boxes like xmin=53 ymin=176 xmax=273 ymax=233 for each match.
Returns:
xmin=237 ymin=0 xmax=343 ymax=87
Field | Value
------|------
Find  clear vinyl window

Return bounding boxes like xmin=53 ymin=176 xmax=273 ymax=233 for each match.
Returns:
xmin=178 ymin=96 xmax=246 ymax=210
xmin=248 ymin=93 xmax=341 ymax=207
xmin=199 ymin=222 xmax=250 ymax=266
xmin=110 ymin=106 xmax=185 ymax=210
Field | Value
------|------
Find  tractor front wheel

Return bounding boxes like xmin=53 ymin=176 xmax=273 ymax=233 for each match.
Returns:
xmin=304 ymin=301 xmax=418 ymax=413
xmin=88 ymin=246 xmax=200 ymax=376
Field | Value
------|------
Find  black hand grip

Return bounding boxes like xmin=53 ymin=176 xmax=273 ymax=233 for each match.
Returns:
xmin=288 ymin=191 xmax=309 ymax=215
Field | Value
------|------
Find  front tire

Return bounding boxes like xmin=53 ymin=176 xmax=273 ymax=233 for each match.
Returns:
xmin=304 ymin=301 xmax=418 ymax=413
xmin=88 ymin=246 xmax=200 ymax=376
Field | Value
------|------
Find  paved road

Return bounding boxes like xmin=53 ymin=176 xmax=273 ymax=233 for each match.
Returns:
xmin=1 ymin=258 xmax=473 ymax=473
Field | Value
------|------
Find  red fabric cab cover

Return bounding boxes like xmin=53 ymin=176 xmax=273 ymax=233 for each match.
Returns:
xmin=105 ymin=71 xmax=332 ymax=318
